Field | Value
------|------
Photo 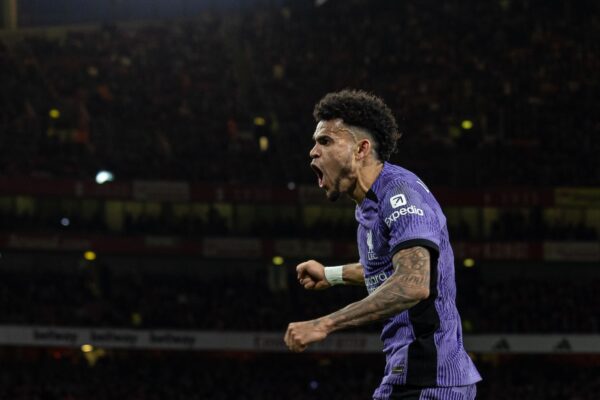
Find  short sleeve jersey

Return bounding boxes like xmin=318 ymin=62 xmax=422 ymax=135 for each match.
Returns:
xmin=355 ymin=163 xmax=481 ymax=393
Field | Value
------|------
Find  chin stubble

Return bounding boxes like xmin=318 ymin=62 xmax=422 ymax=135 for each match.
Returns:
xmin=327 ymin=163 xmax=354 ymax=202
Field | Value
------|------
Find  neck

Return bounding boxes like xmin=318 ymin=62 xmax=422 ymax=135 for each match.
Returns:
xmin=350 ymin=161 xmax=384 ymax=203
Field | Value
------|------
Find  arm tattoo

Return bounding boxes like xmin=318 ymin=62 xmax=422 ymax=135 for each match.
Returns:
xmin=324 ymin=246 xmax=431 ymax=332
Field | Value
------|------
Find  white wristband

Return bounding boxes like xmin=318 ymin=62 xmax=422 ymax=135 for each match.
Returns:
xmin=324 ymin=266 xmax=345 ymax=286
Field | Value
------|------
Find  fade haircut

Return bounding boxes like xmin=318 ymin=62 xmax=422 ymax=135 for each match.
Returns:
xmin=313 ymin=89 xmax=401 ymax=161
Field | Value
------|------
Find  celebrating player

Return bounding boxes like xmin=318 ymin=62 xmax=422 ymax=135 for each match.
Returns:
xmin=284 ymin=90 xmax=481 ymax=399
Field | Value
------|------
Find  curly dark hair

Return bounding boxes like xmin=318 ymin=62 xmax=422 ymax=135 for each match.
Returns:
xmin=313 ymin=89 xmax=401 ymax=161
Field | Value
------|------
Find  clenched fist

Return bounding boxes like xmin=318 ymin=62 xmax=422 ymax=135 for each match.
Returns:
xmin=296 ymin=259 xmax=331 ymax=290
xmin=284 ymin=318 xmax=332 ymax=352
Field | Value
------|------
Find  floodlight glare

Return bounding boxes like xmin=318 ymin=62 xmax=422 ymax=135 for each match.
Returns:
xmin=95 ymin=170 xmax=114 ymax=184
xmin=84 ymin=251 xmax=97 ymax=261
xmin=81 ymin=344 xmax=94 ymax=353
xmin=461 ymin=120 xmax=474 ymax=130
xmin=259 ymin=136 xmax=269 ymax=152
xmin=49 ymin=108 xmax=61 ymax=119
xmin=463 ymin=258 xmax=475 ymax=268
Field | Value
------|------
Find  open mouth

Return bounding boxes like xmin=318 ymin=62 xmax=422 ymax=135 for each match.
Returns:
xmin=311 ymin=163 xmax=324 ymax=188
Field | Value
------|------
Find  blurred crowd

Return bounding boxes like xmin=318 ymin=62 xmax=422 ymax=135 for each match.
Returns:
xmin=246 ymin=0 xmax=600 ymax=187
xmin=458 ymin=278 xmax=600 ymax=333
xmin=0 ymin=16 xmax=251 ymax=182
xmin=0 ymin=261 xmax=597 ymax=333
xmin=478 ymin=355 xmax=600 ymax=400
xmin=1 ymin=200 xmax=596 ymax=241
xmin=486 ymin=210 xmax=597 ymax=241
xmin=1 ymin=0 xmax=598 ymax=186
xmin=0 ymin=349 xmax=597 ymax=400
xmin=0 ymin=351 xmax=378 ymax=400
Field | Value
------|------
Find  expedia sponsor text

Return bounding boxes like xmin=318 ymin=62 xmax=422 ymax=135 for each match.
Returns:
xmin=385 ymin=205 xmax=424 ymax=227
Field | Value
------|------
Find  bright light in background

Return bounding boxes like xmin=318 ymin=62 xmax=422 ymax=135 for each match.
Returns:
xmin=253 ymin=116 xmax=266 ymax=126
xmin=60 ymin=217 xmax=70 ymax=227
xmin=463 ymin=258 xmax=475 ymax=268
xmin=81 ymin=344 xmax=94 ymax=353
xmin=259 ymin=136 xmax=269 ymax=152
xmin=461 ymin=120 xmax=474 ymax=130
xmin=287 ymin=181 xmax=296 ymax=190
xmin=272 ymin=256 xmax=284 ymax=266
xmin=49 ymin=108 xmax=61 ymax=119
xmin=84 ymin=251 xmax=97 ymax=261
xmin=95 ymin=170 xmax=114 ymax=184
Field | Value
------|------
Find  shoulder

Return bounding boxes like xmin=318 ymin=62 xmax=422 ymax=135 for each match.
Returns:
xmin=375 ymin=166 xmax=442 ymax=231
xmin=378 ymin=165 xmax=431 ymax=208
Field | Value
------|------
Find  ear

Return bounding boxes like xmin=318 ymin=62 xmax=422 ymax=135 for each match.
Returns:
xmin=355 ymin=139 xmax=372 ymax=161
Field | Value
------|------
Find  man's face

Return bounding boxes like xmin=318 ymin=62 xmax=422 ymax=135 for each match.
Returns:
xmin=309 ymin=120 xmax=358 ymax=201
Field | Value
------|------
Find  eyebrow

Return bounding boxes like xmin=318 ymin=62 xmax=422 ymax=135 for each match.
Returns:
xmin=318 ymin=127 xmax=359 ymax=143
xmin=312 ymin=132 xmax=330 ymax=141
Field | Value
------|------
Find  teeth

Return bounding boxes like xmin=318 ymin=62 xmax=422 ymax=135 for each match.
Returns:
xmin=311 ymin=164 xmax=324 ymax=188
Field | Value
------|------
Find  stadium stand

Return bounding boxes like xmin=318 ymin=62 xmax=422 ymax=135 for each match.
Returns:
xmin=1 ymin=0 xmax=599 ymax=399
xmin=0 ymin=349 xmax=598 ymax=400
xmin=1 ymin=0 xmax=598 ymax=186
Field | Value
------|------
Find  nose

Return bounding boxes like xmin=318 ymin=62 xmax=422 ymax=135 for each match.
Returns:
xmin=309 ymin=143 xmax=319 ymax=159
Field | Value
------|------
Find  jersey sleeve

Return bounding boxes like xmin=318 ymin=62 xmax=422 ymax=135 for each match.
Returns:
xmin=380 ymin=181 xmax=441 ymax=254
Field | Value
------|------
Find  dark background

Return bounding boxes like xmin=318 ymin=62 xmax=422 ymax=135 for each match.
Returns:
xmin=0 ymin=0 xmax=599 ymax=399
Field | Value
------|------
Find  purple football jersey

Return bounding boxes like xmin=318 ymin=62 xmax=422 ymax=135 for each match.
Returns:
xmin=355 ymin=162 xmax=481 ymax=395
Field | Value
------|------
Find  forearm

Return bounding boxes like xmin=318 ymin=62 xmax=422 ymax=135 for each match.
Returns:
xmin=286 ymin=247 xmax=430 ymax=353
xmin=341 ymin=263 xmax=364 ymax=285
xmin=321 ymin=273 xmax=425 ymax=332
xmin=321 ymin=246 xmax=431 ymax=333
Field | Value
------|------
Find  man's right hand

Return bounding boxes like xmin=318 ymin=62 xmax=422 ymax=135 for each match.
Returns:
xmin=296 ymin=260 xmax=331 ymax=290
